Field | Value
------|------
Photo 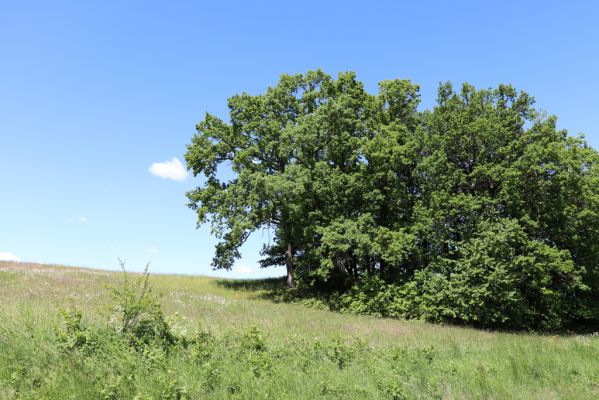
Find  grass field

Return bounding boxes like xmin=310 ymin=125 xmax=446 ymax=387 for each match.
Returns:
xmin=1 ymin=261 xmax=598 ymax=399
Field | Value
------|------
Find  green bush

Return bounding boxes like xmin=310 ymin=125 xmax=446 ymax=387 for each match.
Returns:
xmin=333 ymin=275 xmax=407 ymax=318
xmin=56 ymin=305 xmax=96 ymax=353
xmin=408 ymin=219 xmax=586 ymax=329
xmin=110 ymin=261 xmax=175 ymax=348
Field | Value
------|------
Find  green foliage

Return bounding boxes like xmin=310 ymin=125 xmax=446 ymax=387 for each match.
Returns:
xmin=186 ymin=71 xmax=599 ymax=330
xmin=408 ymin=219 xmax=586 ymax=329
xmin=190 ymin=325 xmax=215 ymax=364
xmin=325 ymin=335 xmax=360 ymax=369
xmin=56 ymin=304 xmax=96 ymax=352
xmin=110 ymin=261 xmax=175 ymax=348
xmin=331 ymin=275 xmax=407 ymax=318
xmin=240 ymin=325 xmax=266 ymax=352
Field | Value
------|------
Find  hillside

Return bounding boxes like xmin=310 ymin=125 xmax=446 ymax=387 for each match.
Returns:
xmin=1 ymin=261 xmax=598 ymax=399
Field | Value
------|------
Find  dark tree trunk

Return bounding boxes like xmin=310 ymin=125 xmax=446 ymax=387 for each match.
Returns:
xmin=285 ymin=242 xmax=296 ymax=288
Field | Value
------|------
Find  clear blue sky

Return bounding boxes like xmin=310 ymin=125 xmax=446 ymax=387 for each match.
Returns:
xmin=1 ymin=1 xmax=598 ymax=277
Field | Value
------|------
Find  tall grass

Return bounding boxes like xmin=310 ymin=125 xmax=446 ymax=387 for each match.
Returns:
xmin=1 ymin=262 xmax=598 ymax=399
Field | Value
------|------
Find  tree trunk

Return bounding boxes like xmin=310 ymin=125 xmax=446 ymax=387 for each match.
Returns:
xmin=285 ymin=242 xmax=296 ymax=288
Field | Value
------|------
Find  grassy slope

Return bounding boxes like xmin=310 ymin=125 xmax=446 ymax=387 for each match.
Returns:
xmin=0 ymin=261 xmax=598 ymax=399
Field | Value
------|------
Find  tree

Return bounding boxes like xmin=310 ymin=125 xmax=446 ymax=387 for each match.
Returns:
xmin=185 ymin=70 xmax=374 ymax=287
xmin=186 ymin=71 xmax=599 ymax=329
xmin=407 ymin=83 xmax=597 ymax=328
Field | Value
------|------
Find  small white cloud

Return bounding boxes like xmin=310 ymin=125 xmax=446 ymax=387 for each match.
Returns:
xmin=0 ymin=252 xmax=21 ymax=262
xmin=149 ymin=157 xmax=188 ymax=182
xmin=78 ymin=216 xmax=87 ymax=223
xmin=233 ymin=264 xmax=252 ymax=274
xmin=146 ymin=246 xmax=160 ymax=255
xmin=109 ymin=245 xmax=116 ymax=251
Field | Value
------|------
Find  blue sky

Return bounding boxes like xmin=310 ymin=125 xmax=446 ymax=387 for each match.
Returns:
xmin=1 ymin=1 xmax=598 ymax=277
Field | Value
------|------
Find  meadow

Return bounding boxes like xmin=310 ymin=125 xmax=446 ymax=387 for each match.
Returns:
xmin=1 ymin=261 xmax=598 ymax=399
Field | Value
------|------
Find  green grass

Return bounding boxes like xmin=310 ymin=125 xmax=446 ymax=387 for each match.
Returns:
xmin=1 ymin=261 xmax=598 ymax=399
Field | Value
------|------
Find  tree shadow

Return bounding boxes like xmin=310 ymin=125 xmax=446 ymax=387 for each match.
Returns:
xmin=214 ymin=277 xmax=288 ymax=292
xmin=214 ymin=277 xmax=330 ymax=305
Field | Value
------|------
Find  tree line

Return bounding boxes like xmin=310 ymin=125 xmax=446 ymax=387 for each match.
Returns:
xmin=185 ymin=70 xmax=599 ymax=330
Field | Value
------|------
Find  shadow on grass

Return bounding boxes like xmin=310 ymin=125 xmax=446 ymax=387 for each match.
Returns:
xmin=214 ymin=277 xmax=333 ymax=307
xmin=215 ymin=277 xmax=288 ymax=292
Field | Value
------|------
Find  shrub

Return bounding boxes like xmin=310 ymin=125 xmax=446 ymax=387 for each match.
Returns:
xmin=408 ymin=219 xmax=587 ymax=330
xmin=333 ymin=275 xmax=407 ymax=318
xmin=56 ymin=304 xmax=96 ymax=353
xmin=110 ymin=261 xmax=175 ymax=348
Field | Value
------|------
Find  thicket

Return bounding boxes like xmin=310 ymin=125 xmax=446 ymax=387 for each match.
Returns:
xmin=185 ymin=70 xmax=599 ymax=330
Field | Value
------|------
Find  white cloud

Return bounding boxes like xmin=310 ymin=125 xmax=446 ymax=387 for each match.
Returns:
xmin=233 ymin=264 xmax=252 ymax=274
xmin=109 ymin=245 xmax=116 ymax=251
xmin=0 ymin=252 xmax=21 ymax=262
xmin=146 ymin=246 xmax=160 ymax=255
xmin=149 ymin=157 xmax=188 ymax=182
xmin=78 ymin=216 xmax=87 ymax=223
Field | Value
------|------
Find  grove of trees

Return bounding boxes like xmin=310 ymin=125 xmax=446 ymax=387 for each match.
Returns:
xmin=185 ymin=70 xmax=599 ymax=330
